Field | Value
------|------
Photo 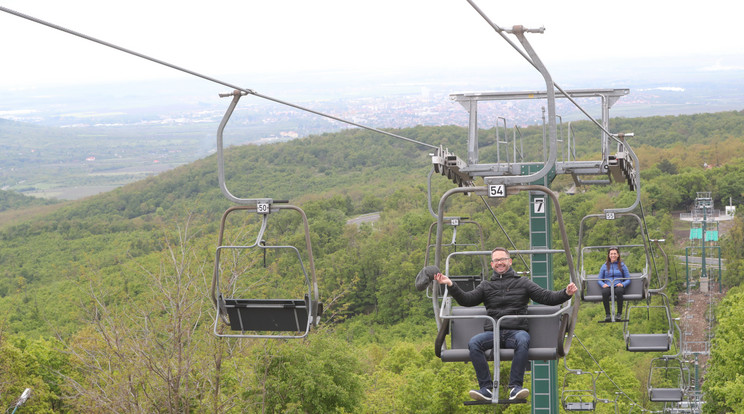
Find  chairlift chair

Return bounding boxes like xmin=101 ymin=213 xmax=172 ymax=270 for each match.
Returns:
xmin=423 ymin=218 xmax=489 ymax=298
xmin=211 ymin=91 xmax=321 ymax=339
xmin=579 ymin=243 xmax=649 ymax=305
xmin=430 ymin=184 xmax=579 ymax=404
xmin=423 ymin=167 xmax=488 ymax=299
xmin=561 ymin=364 xmax=599 ymax=411
xmin=648 ymin=357 xmax=686 ymax=402
xmin=435 ymin=300 xmax=571 ymax=404
xmin=576 ymin=213 xmax=654 ymax=312
xmin=211 ymin=204 xmax=321 ymax=339
xmin=624 ymin=292 xmax=674 ymax=352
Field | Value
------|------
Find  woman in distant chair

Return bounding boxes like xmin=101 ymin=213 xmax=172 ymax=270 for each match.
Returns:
xmin=598 ymin=247 xmax=630 ymax=322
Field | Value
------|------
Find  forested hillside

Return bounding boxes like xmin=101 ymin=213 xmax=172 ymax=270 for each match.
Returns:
xmin=1 ymin=111 xmax=744 ymax=412
xmin=0 ymin=189 xmax=58 ymax=212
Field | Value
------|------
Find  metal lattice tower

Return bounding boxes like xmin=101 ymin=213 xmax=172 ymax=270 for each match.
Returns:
xmin=676 ymin=192 xmax=734 ymax=413
xmin=428 ymin=12 xmax=641 ymax=410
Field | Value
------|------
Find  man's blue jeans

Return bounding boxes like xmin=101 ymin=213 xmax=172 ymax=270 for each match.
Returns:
xmin=468 ymin=329 xmax=530 ymax=390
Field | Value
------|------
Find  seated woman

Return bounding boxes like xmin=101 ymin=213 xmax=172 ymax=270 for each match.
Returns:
xmin=597 ymin=247 xmax=630 ymax=322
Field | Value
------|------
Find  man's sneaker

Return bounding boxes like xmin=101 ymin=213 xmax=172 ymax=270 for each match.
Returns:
xmin=469 ymin=387 xmax=493 ymax=401
xmin=509 ymin=386 xmax=529 ymax=400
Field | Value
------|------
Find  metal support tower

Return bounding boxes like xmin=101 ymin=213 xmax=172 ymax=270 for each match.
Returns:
xmin=439 ymin=87 xmax=631 ymax=412
xmin=680 ymin=192 xmax=732 ymax=293
xmin=526 ymin=164 xmax=558 ymax=414
xmin=449 ymin=89 xmax=630 ymax=185
xmin=432 ymin=82 xmax=634 ymax=411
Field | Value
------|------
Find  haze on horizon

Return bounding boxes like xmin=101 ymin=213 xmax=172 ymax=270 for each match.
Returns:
xmin=2 ymin=0 xmax=743 ymax=91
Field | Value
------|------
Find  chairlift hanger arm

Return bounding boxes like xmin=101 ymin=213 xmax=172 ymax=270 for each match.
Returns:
xmin=442 ymin=26 xmax=560 ymax=186
xmin=603 ymin=134 xmax=642 ymax=215
xmin=497 ymin=27 xmax=558 ymax=185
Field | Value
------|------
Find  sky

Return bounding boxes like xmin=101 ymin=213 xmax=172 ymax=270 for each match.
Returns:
xmin=1 ymin=0 xmax=743 ymax=91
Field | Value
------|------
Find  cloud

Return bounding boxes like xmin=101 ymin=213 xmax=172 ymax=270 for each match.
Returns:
xmin=700 ymin=61 xmax=744 ymax=72
xmin=637 ymin=87 xmax=685 ymax=92
xmin=0 ymin=109 xmax=38 ymax=116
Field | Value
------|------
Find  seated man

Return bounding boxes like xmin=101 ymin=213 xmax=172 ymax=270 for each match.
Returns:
xmin=435 ymin=247 xmax=577 ymax=401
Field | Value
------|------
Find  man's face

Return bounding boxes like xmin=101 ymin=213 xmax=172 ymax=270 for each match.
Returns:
xmin=490 ymin=251 xmax=512 ymax=273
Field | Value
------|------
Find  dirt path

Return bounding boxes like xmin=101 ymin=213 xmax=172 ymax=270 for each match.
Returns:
xmin=676 ymin=287 xmax=725 ymax=388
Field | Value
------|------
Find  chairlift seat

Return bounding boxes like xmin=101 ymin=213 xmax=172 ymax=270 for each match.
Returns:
xmin=582 ymin=272 xmax=647 ymax=302
xmin=564 ymin=402 xmax=596 ymax=411
xmin=649 ymin=387 xmax=684 ymax=402
xmin=224 ymin=297 xmax=310 ymax=332
xmin=437 ymin=305 xmax=563 ymax=362
xmin=626 ymin=333 xmax=671 ymax=352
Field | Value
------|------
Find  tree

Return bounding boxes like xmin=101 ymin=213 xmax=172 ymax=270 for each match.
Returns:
xmin=702 ymin=286 xmax=744 ymax=413
xmin=360 ymin=341 xmax=473 ymax=414
xmin=252 ymin=332 xmax=363 ymax=413
xmin=656 ymin=159 xmax=678 ymax=175
xmin=62 ymin=216 xmax=245 ymax=413
xmin=0 ymin=328 xmax=68 ymax=413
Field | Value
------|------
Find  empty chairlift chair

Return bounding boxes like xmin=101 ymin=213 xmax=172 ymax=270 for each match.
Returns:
xmin=211 ymin=204 xmax=321 ymax=339
xmin=423 ymin=218 xmax=489 ymax=296
xmin=648 ymin=357 xmax=686 ymax=402
xmin=211 ymin=93 xmax=320 ymax=339
xmin=624 ymin=292 xmax=674 ymax=352
xmin=561 ymin=361 xmax=598 ymax=411
xmin=422 ymin=168 xmax=488 ymax=297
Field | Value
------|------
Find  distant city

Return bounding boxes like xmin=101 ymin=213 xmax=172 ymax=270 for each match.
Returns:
xmin=3 ymin=56 xmax=744 ymax=147
xmin=2 ymin=55 xmax=743 ymax=199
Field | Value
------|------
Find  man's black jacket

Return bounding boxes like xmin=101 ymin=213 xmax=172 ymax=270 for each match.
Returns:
xmin=448 ymin=266 xmax=571 ymax=331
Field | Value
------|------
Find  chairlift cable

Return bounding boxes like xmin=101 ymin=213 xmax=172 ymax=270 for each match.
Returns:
xmin=572 ymin=333 xmax=640 ymax=406
xmin=0 ymin=5 xmax=438 ymax=151
xmin=637 ymin=199 xmax=663 ymax=289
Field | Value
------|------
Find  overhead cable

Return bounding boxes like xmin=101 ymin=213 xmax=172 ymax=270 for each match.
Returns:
xmin=573 ymin=334 xmax=639 ymax=406
xmin=479 ymin=195 xmax=531 ymax=272
xmin=0 ymin=5 xmax=438 ymax=150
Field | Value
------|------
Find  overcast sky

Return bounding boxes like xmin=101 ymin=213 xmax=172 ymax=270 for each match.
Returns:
xmin=1 ymin=0 xmax=743 ymax=90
